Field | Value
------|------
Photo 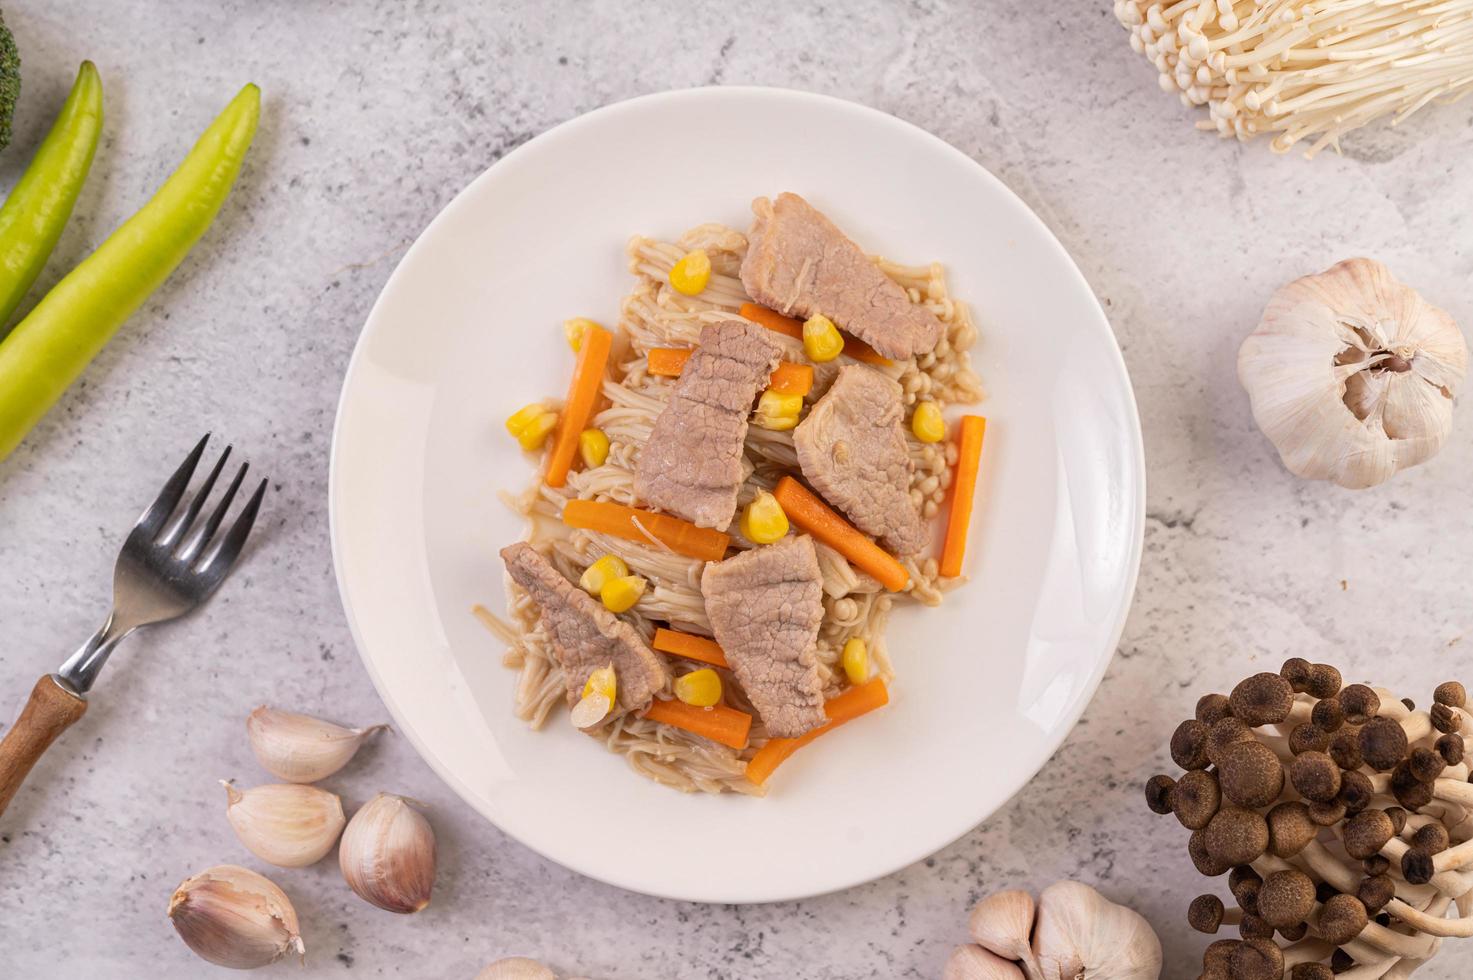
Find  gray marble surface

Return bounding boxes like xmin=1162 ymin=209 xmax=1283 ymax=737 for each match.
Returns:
xmin=1 ymin=2 xmax=1471 ymax=977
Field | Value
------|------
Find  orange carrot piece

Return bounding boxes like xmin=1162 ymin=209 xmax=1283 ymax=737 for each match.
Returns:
xmin=939 ymin=415 xmax=986 ymax=578
xmin=561 ymin=498 xmax=730 ymax=562
xmin=772 ymin=476 xmax=909 ymax=591
xmin=745 ymin=678 xmax=890 ymax=786
xmin=652 ymin=627 xmax=729 ymax=668
xmin=767 ymin=361 xmax=813 ymax=397
xmin=546 ymin=324 xmax=614 ymax=488
xmin=647 ymin=347 xmax=690 ymax=377
xmin=642 ymin=698 xmax=752 ymax=750
xmin=737 ymin=302 xmax=892 ymax=367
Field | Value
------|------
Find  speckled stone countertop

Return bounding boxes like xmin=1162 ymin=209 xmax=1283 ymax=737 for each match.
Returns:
xmin=2 ymin=2 xmax=1471 ymax=978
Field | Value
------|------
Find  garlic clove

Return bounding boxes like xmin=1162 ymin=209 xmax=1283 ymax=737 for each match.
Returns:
xmin=339 ymin=792 xmax=436 ymax=913
xmin=168 ymin=864 xmax=305 ymax=969
xmin=222 ymin=780 xmax=346 ymax=868
xmin=247 ymin=705 xmax=387 ymax=783
xmin=968 ymin=889 xmax=1037 ymax=964
xmin=476 ymin=958 xmax=558 ymax=980
xmin=944 ymin=944 xmax=1026 ymax=980
xmin=1031 ymin=881 xmax=1161 ymax=980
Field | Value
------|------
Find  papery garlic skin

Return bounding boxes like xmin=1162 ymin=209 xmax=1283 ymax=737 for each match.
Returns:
xmin=476 ymin=958 xmax=558 ymax=980
xmin=968 ymin=889 xmax=1038 ymax=966
xmin=945 ymin=944 xmax=1027 ymax=980
xmin=247 ymin=705 xmax=387 ymax=783
xmin=223 ymin=781 xmax=346 ymax=868
xmin=1031 ymin=881 xmax=1161 ymax=980
xmin=168 ymin=864 xmax=305 ymax=969
xmin=339 ymin=792 xmax=436 ymax=913
xmin=1239 ymin=258 xmax=1468 ymax=489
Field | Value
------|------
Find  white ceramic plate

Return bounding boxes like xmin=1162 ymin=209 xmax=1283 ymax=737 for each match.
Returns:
xmin=331 ymin=87 xmax=1145 ymax=904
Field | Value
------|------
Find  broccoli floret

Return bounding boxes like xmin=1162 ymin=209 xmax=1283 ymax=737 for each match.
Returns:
xmin=0 ymin=10 xmax=18 ymax=151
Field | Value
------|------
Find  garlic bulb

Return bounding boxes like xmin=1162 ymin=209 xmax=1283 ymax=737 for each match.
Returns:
xmin=1238 ymin=258 xmax=1467 ymax=489
xmin=945 ymin=944 xmax=1026 ymax=980
xmin=247 ymin=705 xmax=387 ymax=783
xmin=222 ymin=780 xmax=346 ymax=867
xmin=168 ymin=864 xmax=305 ymax=969
xmin=339 ymin=792 xmax=436 ymax=913
xmin=1031 ymin=881 xmax=1161 ymax=980
xmin=969 ymin=890 xmax=1037 ymax=963
xmin=475 ymin=958 xmax=557 ymax=980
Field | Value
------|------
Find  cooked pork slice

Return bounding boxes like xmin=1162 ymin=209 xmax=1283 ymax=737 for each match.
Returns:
xmin=794 ymin=364 xmax=927 ymax=556
xmin=701 ymin=535 xmax=827 ymax=737
xmin=501 ymin=542 xmax=668 ymax=710
xmin=635 ymin=319 xmax=782 ymax=529
xmin=740 ymin=192 xmax=945 ymax=361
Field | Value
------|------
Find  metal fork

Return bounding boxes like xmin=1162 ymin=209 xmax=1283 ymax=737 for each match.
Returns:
xmin=0 ymin=435 xmax=267 ymax=819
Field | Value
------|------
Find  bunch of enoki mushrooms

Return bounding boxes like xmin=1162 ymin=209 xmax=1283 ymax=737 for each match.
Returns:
xmin=1147 ymin=660 xmax=1473 ymax=978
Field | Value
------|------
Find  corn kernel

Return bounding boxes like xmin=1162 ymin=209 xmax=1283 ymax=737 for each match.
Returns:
xmin=570 ymin=663 xmax=618 ymax=729
xmin=579 ymin=554 xmax=630 ymax=596
xmin=564 ymin=317 xmax=601 ymax=353
xmin=668 ymin=249 xmax=712 ymax=296
xmin=803 ymin=314 xmax=844 ymax=362
xmin=841 ymin=638 xmax=869 ymax=685
xmin=579 ymin=428 xmax=610 ymax=468
xmin=911 ymin=401 xmax=946 ymax=443
xmin=753 ymin=389 xmax=803 ymax=431
xmin=674 ymin=668 xmax=722 ymax=707
xmin=741 ymin=491 xmax=789 ymax=545
xmin=600 ymin=574 xmax=647 ymax=613
xmin=506 ymin=403 xmax=559 ymax=451
xmin=582 ymin=663 xmax=617 ymax=702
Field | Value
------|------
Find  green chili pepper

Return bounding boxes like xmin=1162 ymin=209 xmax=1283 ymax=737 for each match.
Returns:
xmin=0 ymin=83 xmax=260 ymax=461
xmin=0 ymin=61 xmax=103 ymax=332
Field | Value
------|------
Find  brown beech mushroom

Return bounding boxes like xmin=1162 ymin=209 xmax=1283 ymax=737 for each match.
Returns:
xmin=1317 ymin=893 xmax=1369 ymax=946
xmin=1385 ymin=806 xmax=1408 ymax=835
xmin=1328 ymin=731 xmax=1362 ymax=771
xmin=1342 ymin=809 xmax=1395 ymax=860
xmin=1289 ymin=751 xmax=1341 ymax=802
xmin=1437 ymin=734 xmax=1464 ymax=766
xmin=1362 ymin=855 xmax=1390 ymax=876
xmin=1337 ymin=770 xmax=1373 ymax=815
xmin=1230 ymin=673 xmax=1295 ymax=726
xmin=1238 ymin=914 xmax=1274 ymax=940
xmin=1144 ymin=774 xmax=1175 ymax=815
xmin=1305 ymin=664 xmax=1342 ymax=700
xmin=1266 ymin=802 xmax=1316 ymax=858
xmin=1290 ymin=961 xmax=1333 ymax=980
xmin=1289 ymin=724 xmax=1329 ymax=755
xmin=1339 ymin=684 xmax=1381 ymax=726
xmin=1310 ymin=698 xmax=1343 ymax=733
xmin=1307 ymin=800 xmax=1346 ymax=827
xmin=1172 ymin=719 xmax=1212 ymax=770
xmin=1190 ymin=830 xmax=1230 ymax=877
xmin=1329 ymin=948 xmax=1355 ymax=972
xmin=1229 ymin=866 xmax=1262 ymax=915
xmin=1357 ymin=874 xmax=1395 ymax=913
xmin=1206 ymin=717 xmax=1256 ymax=766
xmin=1228 ymin=937 xmax=1284 ymax=980
xmin=1218 ymin=741 xmax=1284 ymax=808
xmin=1359 ymin=717 xmax=1409 ymax=771
xmin=1435 ymin=681 xmax=1466 ymax=708
xmin=1409 ymin=746 xmax=1447 ymax=783
xmin=1278 ymin=920 xmax=1308 ymax=942
xmin=1412 ymin=823 xmax=1450 ymax=854
xmin=1197 ymin=693 xmax=1232 ymax=724
xmin=1280 ymin=658 xmax=1313 ymax=693
xmin=1391 ymin=762 xmax=1434 ymax=809
xmin=1431 ymin=702 xmax=1463 ymax=735
xmin=1188 ymin=894 xmax=1228 ymax=934
xmin=1171 ymin=770 xmax=1221 ymax=830
xmin=1402 ymin=847 xmax=1435 ymax=885
xmin=1205 ymin=808 xmax=1269 ymax=866
xmin=1257 ymin=869 xmax=1315 ymax=929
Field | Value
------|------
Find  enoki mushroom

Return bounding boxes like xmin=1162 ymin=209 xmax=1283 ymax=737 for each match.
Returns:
xmin=1113 ymin=1 xmax=1473 ymax=157
xmin=1148 ymin=663 xmax=1473 ymax=978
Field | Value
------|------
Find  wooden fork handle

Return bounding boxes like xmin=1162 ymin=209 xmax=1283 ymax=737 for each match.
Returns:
xmin=0 ymin=675 xmax=87 ymax=820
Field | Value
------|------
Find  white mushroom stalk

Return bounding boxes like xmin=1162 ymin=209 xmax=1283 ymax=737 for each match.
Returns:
xmin=1113 ymin=0 xmax=1473 ymax=157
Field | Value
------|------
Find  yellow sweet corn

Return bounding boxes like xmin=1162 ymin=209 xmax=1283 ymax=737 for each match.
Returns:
xmin=803 ymin=314 xmax=843 ymax=362
xmin=752 ymin=389 xmax=803 ymax=431
xmin=579 ymin=554 xmax=629 ymax=596
xmin=506 ymin=403 xmax=559 ymax=451
xmin=668 ymin=249 xmax=711 ymax=296
xmin=600 ymin=574 xmax=647 ymax=613
xmin=571 ymin=663 xmax=617 ymax=728
xmin=564 ymin=317 xmax=601 ymax=353
xmin=582 ymin=664 xmax=617 ymax=702
xmin=911 ymin=401 xmax=946 ymax=443
xmin=579 ymin=428 xmax=610 ymax=468
xmin=741 ymin=490 xmax=789 ymax=545
xmin=841 ymin=638 xmax=869 ymax=685
xmin=674 ymin=668 xmax=722 ymax=707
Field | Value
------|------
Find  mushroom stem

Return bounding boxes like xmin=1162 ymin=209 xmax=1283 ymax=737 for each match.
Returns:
xmin=1402 ymin=712 xmax=1434 ymax=744
xmin=1366 ymin=838 xmax=1447 ymax=901
xmin=1375 ymin=690 xmax=1412 ymax=720
xmin=1384 ymin=895 xmax=1473 ymax=937
xmin=1432 ymin=837 xmax=1473 ymax=874
xmin=1431 ymin=779 xmax=1473 ymax=809
xmin=1337 ymin=957 xmax=1404 ymax=980
xmin=1282 ymin=938 xmax=1334 ymax=967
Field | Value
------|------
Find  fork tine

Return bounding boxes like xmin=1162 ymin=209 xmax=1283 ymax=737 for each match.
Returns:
xmin=198 ymin=477 xmax=267 ymax=575
xmin=178 ymin=461 xmax=248 ymax=562
xmin=133 ymin=434 xmax=209 ymax=538
xmin=162 ymin=445 xmax=231 ymax=547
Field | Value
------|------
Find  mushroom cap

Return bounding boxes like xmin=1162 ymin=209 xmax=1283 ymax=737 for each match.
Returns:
xmin=1205 ymin=807 xmax=1270 ymax=866
xmin=1402 ymin=847 xmax=1435 ymax=885
xmin=1196 ymin=693 xmax=1233 ymax=725
xmin=1359 ymin=717 xmax=1409 ymax=771
xmin=1435 ymin=681 xmax=1466 ymax=708
xmin=1290 ymin=964 xmax=1334 ymax=980
xmin=1289 ymin=751 xmax=1341 ymax=802
xmin=1238 ymin=913 xmax=1274 ymax=940
xmin=1206 ymin=717 xmax=1256 ymax=766
xmin=1339 ymin=684 xmax=1381 ymax=725
xmin=1201 ymin=939 xmax=1238 ymax=980
xmin=1258 ymin=869 xmax=1316 ymax=928
xmin=1172 ymin=719 xmax=1212 ymax=770
xmin=1386 ymin=807 xmax=1408 ymax=835
xmin=1190 ymin=830 xmax=1231 ymax=877
xmin=1229 ymin=938 xmax=1285 ymax=980
xmin=1391 ymin=765 xmax=1434 ymax=809
xmin=1357 ymin=874 xmax=1395 ymax=913
xmin=1436 ymin=733 xmax=1465 ymax=766
xmin=1280 ymin=658 xmax=1313 ymax=693
xmin=1305 ymin=664 xmax=1342 ymax=700
xmin=1330 ymin=948 xmax=1356 ymax=972
xmin=1318 ymin=893 xmax=1369 ymax=946
xmin=1362 ymin=855 xmax=1390 ymax=876
xmin=1310 ymin=697 xmax=1344 ymax=733
xmin=1278 ymin=920 xmax=1308 ymax=942
xmin=1343 ymin=809 xmax=1395 ymax=860
xmin=1431 ymin=702 xmax=1460 ymax=734
xmin=1218 ymin=740 xmax=1284 ymax=808
xmin=1145 ymin=774 xmax=1176 ymax=815
xmin=1188 ymin=893 xmax=1225 ymax=934
xmin=1266 ymin=801 xmax=1316 ymax=858
xmin=1229 ymin=865 xmax=1263 ymax=904
xmin=1307 ymin=800 xmax=1347 ymax=826
xmin=1412 ymin=823 xmax=1450 ymax=855
xmin=1338 ymin=769 xmax=1373 ymax=816
xmin=1171 ymin=770 xmax=1222 ymax=830
xmin=1288 ymin=723 xmax=1329 ymax=755
xmin=1328 ymin=730 xmax=1363 ymax=771
xmin=1230 ymin=673 xmax=1295 ymax=726
xmin=1409 ymin=747 xmax=1446 ymax=783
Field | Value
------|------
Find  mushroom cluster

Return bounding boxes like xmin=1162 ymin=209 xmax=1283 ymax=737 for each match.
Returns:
xmin=1147 ymin=662 xmax=1473 ymax=978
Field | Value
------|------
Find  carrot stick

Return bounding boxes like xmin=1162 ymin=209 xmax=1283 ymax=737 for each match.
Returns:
xmin=737 ymin=302 xmax=892 ymax=367
xmin=772 ymin=476 xmax=909 ymax=591
xmin=545 ymin=323 xmax=613 ymax=488
xmin=745 ymin=678 xmax=890 ymax=786
xmin=648 ymin=347 xmax=812 ymax=397
xmin=561 ymin=498 xmax=730 ymax=562
xmin=652 ymin=627 xmax=729 ymax=668
xmin=642 ymin=698 xmax=752 ymax=750
xmin=939 ymin=415 xmax=986 ymax=578
xmin=646 ymin=347 xmax=690 ymax=377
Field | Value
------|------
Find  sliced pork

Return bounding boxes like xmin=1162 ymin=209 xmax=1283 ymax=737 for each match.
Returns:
xmin=794 ymin=364 xmax=926 ymax=556
xmin=501 ymin=542 xmax=668 ymax=709
xmin=740 ymin=192 xmax=945 ymax=361
xmin=635 ymin=319 xmax=782 ymax=529
xmin=700 ymin=535 xmax=827 ymax=738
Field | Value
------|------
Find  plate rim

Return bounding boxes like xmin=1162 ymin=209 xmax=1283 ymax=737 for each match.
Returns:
xmin=329 ymin=83 xmax=1147 ymax=903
